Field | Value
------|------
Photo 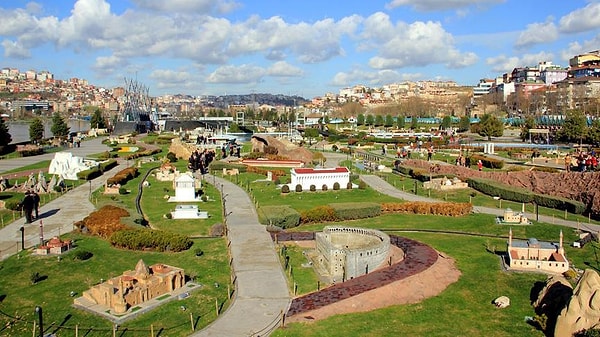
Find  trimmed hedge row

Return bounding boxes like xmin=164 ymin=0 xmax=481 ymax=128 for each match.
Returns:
xmin=258 ymin=205 xmax=300 ymax=229
xmin=99 ymin=159 xmax=118 ymax=172
xmin=107 ymin=167 xmax=139 ymax=185
xmin=469 ymin=154 xmax=504 ymax=169
xmin=208 ymin=161 xmax=248 ymax=173
xmin=467 ymin=177 xmax=585 ymax=214
xmin=382 ymin=201 xmax=472 ymax=216
xmin=123 ymin=148 xmax=161 ymax=160
xmin=77 ymin=159 xmax=119 ymax=180
xmin=246 ymin=166 xmax=286 ymax=177
xmin=329 ymin=202 xmax=381 ymax=220
xmin=300 ymin=206 xmax=337 ymax=224
xmin=109 ymin=228 xmax=193 ymax=252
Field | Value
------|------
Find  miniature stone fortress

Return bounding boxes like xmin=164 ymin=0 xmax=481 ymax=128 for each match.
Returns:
xmin=75 ymin=259 xmax=185 ymax=314
xmin=314 ymin=226 xmax=391 ymax=282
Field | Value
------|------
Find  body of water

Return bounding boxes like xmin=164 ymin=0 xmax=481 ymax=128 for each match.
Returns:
xmin=7 ymin=120 xmax=91 ymax=144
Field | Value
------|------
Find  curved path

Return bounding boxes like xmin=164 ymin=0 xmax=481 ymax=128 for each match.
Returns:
xmin=191 ymin=175 xmax=290 ymax=337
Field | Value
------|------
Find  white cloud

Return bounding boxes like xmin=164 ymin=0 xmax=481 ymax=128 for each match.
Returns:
xmin=385 ymin=0 xmax=504 ymax=12
xmin=559 ymin=2 xmax=600 ymax=34
xmin=266 ymin=61 xmax=304 ymax=77
xmin=361 ymin=12 xmax=478 ymax=70
xmin=206 ymin=64 xmax=266 ymax=84
xmin=559 ymin=34 xmax=600 ymax=61
xmin=331 ymin=68 xmax=422 ymax=87
xmin=515 ymin=20 xmax=558 ymax=48
xmin=149 ymin=69 xmax=195 ymax=89
xmin=131 ymin=0 xmax=241 ymax=14
xmin=1 ymin=39 xmax=31 ymax=58
xmin=486 ymin=51 xmax=555 ymax=73
xmin=93 ymin=55 xmax=125 ymax=74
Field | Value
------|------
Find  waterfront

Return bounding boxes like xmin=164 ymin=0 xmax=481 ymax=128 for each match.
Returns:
xmin=7 ymin=119 xmax=91 ymax=144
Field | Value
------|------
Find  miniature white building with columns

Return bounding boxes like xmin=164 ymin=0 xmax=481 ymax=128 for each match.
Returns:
xmin=290 ymin=167 xmax=351 ymax=191
xmin=507 ymin=229 xmax=569 ymax=274
xmin=168 ymin=174 xmax=200 ymax=202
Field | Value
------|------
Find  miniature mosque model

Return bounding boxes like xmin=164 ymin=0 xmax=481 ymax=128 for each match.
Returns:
xmin=506 ymin=229 xmax=569 ymax=274
xmin=74 ymin=259 xmax=185 ymax=314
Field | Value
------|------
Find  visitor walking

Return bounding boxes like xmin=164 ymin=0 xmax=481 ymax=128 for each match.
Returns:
xmin=20 ymin=191 xmax=35 ymax=224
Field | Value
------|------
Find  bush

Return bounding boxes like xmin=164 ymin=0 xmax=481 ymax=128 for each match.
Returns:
xmin=208 ymin=161 xmax=247 ymax=173
xmin=281 ymin=185 xmax=290 ymax=193
xmin=107 ymin=167 xmax=139 ymax=186
xmin=110 ymin=228 xmax=193 ymax=252
xmin=330 ymin=202 xmax=381 ymax=220
xmin=295 ymin=184 xmax=302 ymax=192
xmin=258 ymin=205 xmax=300 ymax=229
xmin=73 ymin=250 xmax=93 ymax=261
xmin=99 ymin=159 xmax=118 ymax=172
xmin=300 ymin=206 xmax=337 ymax=224
xmin=166 ymin=152 xmax=178 ymax=162
xmin=4 ymin=199 xmax=22 ymax=211
xmin=194 ymin=248 xmax=204 ymax=257
xmin=309 ymin=184 xmax=316 ymax=192
xmin=333 ymin=182 xmax=340 ymax=190
xmin=469 ymin=154 xmax=504 ymax=169
xmin=118 ymin=186 xmax=128 ymax=195
xmin=381 ymin=202 xmax=472 ymax=216
xmin=77 ymin=166 xmax=101 ymax=180
xmin=322 ymin=184 xmax=328 ymax=191
xmin=358 ymin=180 xmax=367 ymax=189
xmin=347 ymin=182 xmax=353 ymax=190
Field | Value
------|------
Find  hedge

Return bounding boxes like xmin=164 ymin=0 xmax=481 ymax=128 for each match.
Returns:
xmin=99 ymin=159 xmax=118 ymax=172
xmin=300 ymin=206 xmax=337 ymax=224
xmin=329 ymin=202 xmax=381 ymax=220
xmin=208 ymin=161 xmax=247 ymax=173
xmin=109 ymin=228 xmax=193 ymax=252
xmin=258 ymin=205 xmax=300 ymax=229
xmin=107 ymin=167 xmax=139 ymax=185
xmin=382 ymin=201 xmax=472 ymax=216
xmin=468 ymin=177 xmax=585 ymax=214
xmin=77 ymin=166 xmax=102 ymax=180
xmin=469 ymin=154 xmax=504 ymax=169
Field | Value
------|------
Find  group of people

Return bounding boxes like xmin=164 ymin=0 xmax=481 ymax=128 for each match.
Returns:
xmin=188 ymin=148 xmax=216 ymax=174
xmin=565 ymin=151 xmax=599 ymax=172
xmin=221 ymin=142 xmax=241 ymax=159
xmin=20 ymin=190 xmax=40 ymax=224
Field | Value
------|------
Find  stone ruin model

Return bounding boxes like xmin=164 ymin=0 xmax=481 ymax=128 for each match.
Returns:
xmin=312 ymin=226 xmax=391 ymax=282
xmin=507 ymin=229 xmax=569 ymax=274
xmin=423 ymin=176 xmax=468 ymax=191
xmin=48 ymin=152 xmax=98 ymax=180
xmin=74 ymin=259 xmax=185 ymax=314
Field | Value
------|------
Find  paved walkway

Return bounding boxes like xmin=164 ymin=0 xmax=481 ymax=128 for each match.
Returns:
xmin=360 ymin=175 xmax=600 ymax=234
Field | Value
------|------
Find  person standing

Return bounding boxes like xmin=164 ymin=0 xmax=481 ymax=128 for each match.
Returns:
xmin=32 ymin=191 xmax=40 ymax=219
xmin=477 ymin=160 xmax=483 ymax=171
xmin=21 ymin=191 xmax=34 ymax=224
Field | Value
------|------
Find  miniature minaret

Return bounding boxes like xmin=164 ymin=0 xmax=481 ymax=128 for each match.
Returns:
xmin=508 ymin=228 xmax=513 ymax=248
xmin=558 ymin=230 xmax=564 ymax=255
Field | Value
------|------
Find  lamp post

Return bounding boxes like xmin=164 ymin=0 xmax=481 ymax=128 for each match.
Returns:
xmin=34 ymin=306 xmax=43 ymax=337
xmin=19 ymin=226 xmax=24 ymax=251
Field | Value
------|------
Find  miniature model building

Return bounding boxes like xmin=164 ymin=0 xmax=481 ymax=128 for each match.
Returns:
xmin=423 ymin=176 xmax=468 ymax=191
xmin=289 ymin=167 xmax=350 ymax=191
xmin=168 ymin=173 xmax=200 ymax=202
xmin=499 ymin=208 xmax=531 ymax=225
xmin=75 ymin=259 xmax=185 ymax=314
xmin=35 ymin=236 xmax=72 ymax=255
xmin=507 ymin=229 xmax=569 ymax=274
xmin=314 ymin=226 xmax=391 ymax=282
xmin=171 ymin=204 xmax=209 ymax=219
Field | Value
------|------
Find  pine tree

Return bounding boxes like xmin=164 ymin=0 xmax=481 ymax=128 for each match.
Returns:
xmin=90 ymin=108 xmax=107 ymax=129
xmin=29 ymin=118 xmax=44 ymax=143
xmin=0 ymin=117 xmax=11 ymax=147
xmin=51 ymin=113 xmax=70 ymax=138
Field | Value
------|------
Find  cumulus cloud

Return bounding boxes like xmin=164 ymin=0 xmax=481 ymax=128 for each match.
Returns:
xmin=559 ymin=34 xmax=600 ymax=61
xmin=149 ymin=69 xmax=195 ymax=89
xmin=206 ymin=64 xmax=266 ymax=84
xmin=266 ymin=61 xmax=304 ymax=77
xmin=559 ymin=2 xmax=600 ymax=34
xmin=486 ymin=51 xmax=555 ymax=73
xmin=385 ymin=0 xmax=504 ymax=12
xmin=361 ymin=12 xmax=478 ymax=70
xmin=131 ymin=0 xmax=241 ymax=14
xmin=93 ymin=55 xmax=125 ymax=74
xmin=515 ymin=20 xmax=558 ymax=48
xmin=1 ymin=39 xmax=31 ymax=58
xmin=331 ymin=68 xmax=422 ymax=87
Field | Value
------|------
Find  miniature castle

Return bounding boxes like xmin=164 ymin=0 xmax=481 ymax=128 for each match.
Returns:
xmin=75 ymin=259 xmax=185 ymax=314
xmin=507 ymin=229 xmax=569 ymax=274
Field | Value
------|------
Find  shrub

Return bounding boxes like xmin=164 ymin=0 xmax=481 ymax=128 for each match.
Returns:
xmin=166 ymin=152 xmax=178 ymax=162
xmin=164 ymin=213 xmax=172 ymax=219
xmin=322 ymin=184 xmax=328 ymax=191
xmin=381 ymin=202 xmax=472 ymax=216
xmin=99 ymin=159 xmax=118 ymax=172
xmin=467 ymin=177 xmax=534 ymax=203
xmin=74 ymin=205 xmax=129 ymax=238
xmin=110 ymin=228 xmax=193 ymax=252
xmin=346 ymin=182 xmax=353 ymax=190
xmin=310 ymin=184 xmax=316 ymax=192
xmin=281 ymin=185 xmax=290 ymax=193
xmin=469 ymin=154 xmax=504 ymax=169
xmin=295 ymin=184 xmax=302 ymax=192
xmin=194 ymin=248 xmax=204 ymax=257
xmin=358 ymin=180 xmax=367 ymax=189
xmin=563 ymin=269 xmax=577 ymax=280
xmin=208 ymin=161 xmax=247 ymax=173
xmin=330 ymin=202 xmax=381 ymax=220
xmin=4 ymin=199 xmax=22 ymax=211
xmin=73 ymin=250 xmax=93 ymax=261
xmin=300 ymin=206 xmax=338 ymax=224
xmin=209 ymin=223 xmax=225 ymax=237
xmin=77 ymin=166 xmax=101 ymax=180
xmin=118 ymin=186 xmax=128 ymax=195
xmin=107 ymin=167 xmax=139 ymax=185
xmin=258 ymin=205 xmax=300 ymax=229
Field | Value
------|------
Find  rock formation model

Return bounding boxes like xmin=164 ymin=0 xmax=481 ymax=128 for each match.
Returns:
xmin=250 ymin=135 xmax=313 ymax=163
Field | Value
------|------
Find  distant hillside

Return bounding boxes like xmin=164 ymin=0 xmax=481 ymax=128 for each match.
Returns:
xmin=203 ymin=93 xmax=308 ymax=108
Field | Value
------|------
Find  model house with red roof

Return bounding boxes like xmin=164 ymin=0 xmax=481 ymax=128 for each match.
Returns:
xmin=507 ymin=229 xmax=569 ymax=274
xmin=290 ymin=167 xmax=351 ymax=191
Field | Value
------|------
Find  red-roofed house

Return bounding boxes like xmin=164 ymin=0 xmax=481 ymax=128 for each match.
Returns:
xmin=290 ymin=167 xmax=351 ymax=191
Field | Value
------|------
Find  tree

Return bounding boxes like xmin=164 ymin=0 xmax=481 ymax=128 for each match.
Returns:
xmin=519 ymin=116 xmax=536 ymax=141
xmin=357 ymin=113 xmax=365 ymax=126
xmin=458 ymin=115 xmax=470 ymax=132
xmin=50 ymin=113 xmax=70 ymax=139
xmin=559 ymin=109 xmax=587 ymax=143
xmin=303 ymin=128 xmax=319 ymax=145
xmin=90 ymin=108 xmax=107 ymax=129
xmin=410 ymin=117 xmax=418 ymax=130
xmin=440 ymin=116 xmax=452 ymax=130
xmin=396 ymin=115 xmax=406 ymax=129
xmin=374 ymin=114 xmax=384 ymax=126
xmin=365 ymin=114 xmax=375 ymax=126
xmin=477 ymin=114 xmax=504 ymax=140
xmin=587 ymin=119 xmax=600 ymax=146
xmin=29 ymin=118 xmax=44 ymax=143
xmin=0 ymin=117 xmax=11 ymax=147
xmin=384 ymin=114 xmax=394 ymax=128
xmin=323 ymin=115 xmax=330 ymax=124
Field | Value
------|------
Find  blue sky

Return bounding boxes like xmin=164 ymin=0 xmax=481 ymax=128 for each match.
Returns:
xmin=0 ymin=0 xmax=599 ymax=98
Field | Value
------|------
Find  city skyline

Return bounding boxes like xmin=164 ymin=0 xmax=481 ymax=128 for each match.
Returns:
xmin=0 ymin=0 xmax=598 ymax=98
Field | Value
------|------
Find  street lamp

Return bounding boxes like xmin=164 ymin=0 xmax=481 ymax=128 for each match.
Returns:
xmin=34 ymin=306 xmax=43 ymax=337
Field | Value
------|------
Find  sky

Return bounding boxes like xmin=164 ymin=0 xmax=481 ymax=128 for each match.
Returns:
xmin=0 ymin=0 xmax=599 ymax=99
